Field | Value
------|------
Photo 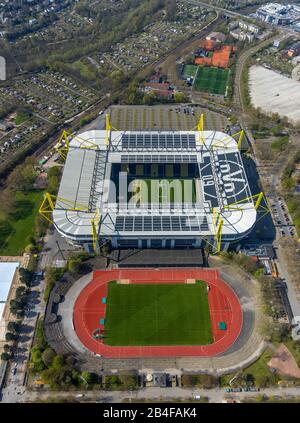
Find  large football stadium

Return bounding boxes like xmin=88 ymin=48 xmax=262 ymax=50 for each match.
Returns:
xmin=40 ymin=114 xmax=262 ymax=253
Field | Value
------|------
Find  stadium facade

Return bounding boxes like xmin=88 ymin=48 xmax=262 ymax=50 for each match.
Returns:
xmin=45 ymin=120 xmax=259 ymax=252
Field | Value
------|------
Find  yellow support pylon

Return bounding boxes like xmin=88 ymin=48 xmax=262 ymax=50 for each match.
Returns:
xmin=91 ymin=209 xmax=101 ymax=254
xmin=197 ymin=113 xmax=205 ymax=145
xmin=39 ymin=193 xmax=90 ymax=224
xmin=39 ymin=193 xmax=56 ymax=224
xmin=205 ymin=209 xmax=223 ymax=255
xmin=211 ymin=130 xmax=244 ymax=150
xmin=197 ymin=113 xmax=204 ymax=132
xmin=237 ymin=130 xmax=244 ymax=150
xmin=254 ymin=191 xmax=264 ymax=210
xmin=55 ymin=130 xmax=70 ymax=160
xmin=55 ymin=129 xmax=99 ymax=160
xmin=215 ymin=217 xmax=223 ymax=253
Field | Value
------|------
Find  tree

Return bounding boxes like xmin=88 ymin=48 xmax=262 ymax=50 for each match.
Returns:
xmin=10 ymin=299 xmax=24 ymax=311
xmin=244 ymin=373 xmax=255 ymax=386
xmin=80 ymin=371 xmax=94 ymax=385
xmin=51 ymin=355 xmax=64 ymax=370
xmin=65 ymin=356 xmax=76 ymax=367
xmin=7 ymin=321 xmax=21 ymax=334
xmin=15 ymin=286 xmax=27 ymax=298
xmin=1 ymin=352 xmax=11 ymax=361
xmin=0 ymin=188 xmax=16 ymax=217
xmin=5 ymin=332 xmax=17 ymax=342
xmin=19 ymin=268 xmax=33 ymax=287
xmin=174 ymin=92 xmax=188 ymax=103
xmin=42 ymin=348 xmax=56 ymax=368
xmin=68 ymin=259 xmax=82 ymax=274
xmin=7 ymin=157 xmax=37 ymax=192
xmin=3 ymin=344 xmax=13 ymax=353
xmin=105 ymin=375 xmax=122 ymax=389
xmin=142 ymin=92 xmax=156 ymax=105
xmin=119 ymin=374 xmax=138 ymax=390
xmin=25 ymin=243 xmax=36 ymax=254
xmin=200 ymin=374 xmax=218 ymax=389
xmin=31 ymin=345 xmax=46 ymax=373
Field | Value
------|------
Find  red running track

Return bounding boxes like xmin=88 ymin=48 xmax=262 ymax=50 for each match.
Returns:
xmin=73 ymin=268 xmax=243 ymax=358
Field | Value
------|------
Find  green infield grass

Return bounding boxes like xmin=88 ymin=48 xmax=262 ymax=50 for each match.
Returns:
xmin=104 ymin=281 xmax=213 ymax=346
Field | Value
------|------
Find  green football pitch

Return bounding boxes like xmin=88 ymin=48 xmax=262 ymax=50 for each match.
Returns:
xmin=193 ymin=66 xmax=229 ymax=96
xmin=183 ymin=64 xmax=198 ymax=79
xmin=129 ymin=178 xmax=197 ymax=204
xmin=104 ymin=282 xmax=213 ymax=346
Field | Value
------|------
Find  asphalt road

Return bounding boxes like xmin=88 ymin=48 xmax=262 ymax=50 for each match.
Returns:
xmin=17 ymin=386 xmax=300 ymax=404
xmin=0 ymin=273 xmax=44 ymax=403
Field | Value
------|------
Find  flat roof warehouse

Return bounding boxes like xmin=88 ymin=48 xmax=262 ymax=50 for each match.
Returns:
xmin=0 ymin=262 xmax=19 ymax=320
xmin=47 ymin=124 xmax=259 ymax=251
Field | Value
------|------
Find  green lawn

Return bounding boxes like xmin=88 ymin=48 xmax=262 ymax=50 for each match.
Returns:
xmin=194 ymin=66 xmax=230 ymax=96
xmin=0 ymin=190 xmax=44 ymax=255
xmin=129 ymin=178 xmax=197 ymax=204
xmin=104 ymin=281 xmax=213 ymax=346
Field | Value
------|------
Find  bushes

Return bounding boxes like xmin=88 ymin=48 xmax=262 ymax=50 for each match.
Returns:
xmin=30 ymin=318 xmax=96 ymax=390
xmin=42 ymin=348 xmax=56 ymax=368
xmin=271 ymin=136 xmax=289 ymax=152
xmin=68 ymin=251 xmax=89 ymax=274
xmin=181 ymin=374 xmax=218 ymax=389
xmin=31 ymin=345 xmax=46 ymax=373
xmin=40 ymin=355 xmax=97 ymax=390
xmin=35 ymin=318 xmax=48 ymax=350
xmin=68 ymin=259 xmax=82 ymax=274
xmin=281 ymin=151 xmax=300 ymax=235
xmin=44 ymin=267 xmax=65 ymax=302
xmin=104 ymin=374 xmax=138 ymax=391
xmin=221 ymin=252 xmax=261 ymax=275
xmin=47 ymin=166 xmax=62 ymax=196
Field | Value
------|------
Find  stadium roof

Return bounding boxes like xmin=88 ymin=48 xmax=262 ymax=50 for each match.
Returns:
xmin=53 ymin=130 xmax=256 ymax=242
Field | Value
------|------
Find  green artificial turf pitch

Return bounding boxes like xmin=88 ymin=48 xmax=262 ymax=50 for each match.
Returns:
xmin=104 ymin=281 xmax=213 ymax=346
xmin=193 ymin=66 xmax=229 ymax=96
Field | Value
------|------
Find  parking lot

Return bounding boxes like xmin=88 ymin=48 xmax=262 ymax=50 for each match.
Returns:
xmin=109 ymin=105 xmax=228 ymax=131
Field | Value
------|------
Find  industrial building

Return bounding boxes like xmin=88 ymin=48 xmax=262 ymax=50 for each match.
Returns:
xmin=40 ymin=115 xmax=264 ymax=253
